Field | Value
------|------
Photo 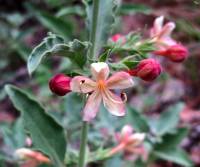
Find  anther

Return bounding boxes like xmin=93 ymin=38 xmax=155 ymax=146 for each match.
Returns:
xmin=86 ymin=92 xmax=92 ymax=99
xmin=120 ymin=92 xmax=127 ymax=103
xmin=79 ymin=80 xmax=85 ymax=93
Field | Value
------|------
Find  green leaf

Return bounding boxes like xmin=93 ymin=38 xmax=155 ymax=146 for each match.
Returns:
xmin=98 ymin=49 xmax=112 ymax=62
xmin=154 ymin=103 xmax=184 ymax=135
xmin=154 ymin=128 xmax=189 ymax=150
xmin=56 ymin=6 xmax=85 ymax=17
xmin=151 ymin=128 xmax=192 ymax=166
xmin=107 ymin=32 xmax=154 ymax=58
xmin=104 ymin=156 xmax=122 ymax=167
xmin=27 ymin=33 xmax=90 ymax=75
xmin=13 ymin=42 xmax=31 ymax=61
xmin=5 ymin=85 xmax=66 ymax=167
xmin=119 ymin=4 xmax=152 ymax=15
xmin=153 ymin=148 xmax=193 ymax=167
xmin=1 ymin=118 xmax=26 ymax=149
xmin=26 ymin=3 xmax=73 ymax=37
xmin=126 ymin=106 xmax=149 ymax=132
xmin=84 ymin=0 xmax=117 ymax=57
xmin=134 ymin=158 xmax=146 ymax=167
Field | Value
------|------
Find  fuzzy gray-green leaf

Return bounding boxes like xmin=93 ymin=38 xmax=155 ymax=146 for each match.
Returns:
xmin=84 ymin=0 xmax=117 ymax=58
xmin=5 ymin=84 xmax=66 ymax=167
xmin=27 ymin=33 xmax=90 ymax=75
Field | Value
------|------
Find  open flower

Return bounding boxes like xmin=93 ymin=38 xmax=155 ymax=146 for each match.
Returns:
xmin=70 ymin=62 xmax=134 ymax=122
xmin=150 ymin=16 xmax=188 ymax=62
xmin=150 ymin=15 xmax=176 ymax=48
xmin=108 ymin=125 xmax=145 ymax=157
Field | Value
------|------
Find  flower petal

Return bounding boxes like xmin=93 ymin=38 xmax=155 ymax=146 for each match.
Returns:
xmin=70 ymin=76 xmax=96 ymax=93
xmin=91 ymin=62 xmax=109 ymax=81
xmin=106 ymin=72 xmax=134 ymax=90
xmin=128 ymin=133 xmax=145 ymax=146
xmin=121 ymin=125 xmax=134 ymax=139
xmin=83 ymin=91 xmax=102 ymax=122
xmin=102 ymin=90 xmax=126 ymax=116
xmin=159 ymin=22 xmax=175 ymax=39
xmin=151 ymin=16 xmax=164 ymax=37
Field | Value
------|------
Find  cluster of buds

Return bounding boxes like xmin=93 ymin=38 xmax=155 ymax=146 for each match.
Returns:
xmin=108 ymin=125 xmax=146 ymax=159
xmin=48 ymin=16 xmax=188 ymax=122
xmin=109 ymin=16 xmax=188 ymax=82
xmin=15 ymin=148 xmax=50 ymax=167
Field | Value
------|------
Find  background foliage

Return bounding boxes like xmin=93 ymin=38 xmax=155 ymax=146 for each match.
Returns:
xmin=0 ymin=0 xmax=200 ymax=167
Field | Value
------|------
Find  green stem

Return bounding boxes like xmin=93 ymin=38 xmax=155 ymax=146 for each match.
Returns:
xmin=88 ymin=0 xmax=100 ymax=61
xmin=78 ymin=121 xmax=89 ymax=167
xmin=78 ymin=1 xmax=100 ymax=166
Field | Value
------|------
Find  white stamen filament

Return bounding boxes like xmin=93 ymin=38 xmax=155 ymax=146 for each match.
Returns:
xmin=103 ymin=89 xmax=126 ymax=104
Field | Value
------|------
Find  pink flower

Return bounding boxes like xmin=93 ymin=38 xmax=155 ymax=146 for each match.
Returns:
xmin=49 ymin=74 xmax=71 ymax=96
xmin=70 ymin=62 xmax=134 ymax=122
xmin=127 ymin=58 xmax=161 ymax=81
xmin=15 ymin=148 xmax=51 ymax=165
xmin=111 ymin=34 xmax=126 ymax=43
xmin=151 ymin=16 xmax=189 ymax=62
xmin=150 ymin=16 xmax=176 ymax=48
xmin=154 ymin=44 xmax=188 ymax=62
xmin=108 ymin=125 xmax=145 ymax=156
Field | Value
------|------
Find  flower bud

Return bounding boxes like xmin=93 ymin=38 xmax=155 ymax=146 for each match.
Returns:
xmin=128 ymin=58 xmax=161 ymax=81
xmin=49 ymin=74 xmax=71 ymax=96
xmin=111 ymin=34 xmax=126 ymax=43
xmin=15 ymin=148 xmax=50 ymax=164
xmin=154 ymin=44 xmax=188 ymax=62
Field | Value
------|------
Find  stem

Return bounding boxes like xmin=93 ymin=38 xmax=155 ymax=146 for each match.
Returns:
xmin=78 ymin=121 xmax=89 ymax=167
xmin=78 ymin=1 xmax=100 ymax=166
xmin=88 ymin=0 xmax=100 ymax=61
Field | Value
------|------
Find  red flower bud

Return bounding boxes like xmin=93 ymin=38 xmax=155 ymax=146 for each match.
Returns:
xmin=127 ymin=58 xmax=161 ymax=81
xmin=154 ymin=44 xmax=188 ymax=63
xmin=111 ymin=34 xmax=125 ymax=43
xmin=49 ymin=74 xmax=71 ymax=96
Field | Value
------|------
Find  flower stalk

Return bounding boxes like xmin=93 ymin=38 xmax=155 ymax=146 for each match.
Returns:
xmin=78 ymin=121 xmax=89 ymax=167
xmin=78 ymin=0 xmax=101 ymax=166
xmin=88 ymin=0 xmax=100 ymax=61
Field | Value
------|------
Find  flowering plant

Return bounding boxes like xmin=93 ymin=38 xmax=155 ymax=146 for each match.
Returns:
xmin=3 ymin=1 xmax=193 ymax=167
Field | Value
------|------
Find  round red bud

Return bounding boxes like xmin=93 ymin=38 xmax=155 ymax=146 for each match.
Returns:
xmin=128 ymin=58 xmax=161 ymax=81
xmin=111 ymin=34 xmax=126 ymax=43
xmin=154 ymin=44 xmax=188 ymax=63
xmin=49 ymin=74 xmax=71 ymax=96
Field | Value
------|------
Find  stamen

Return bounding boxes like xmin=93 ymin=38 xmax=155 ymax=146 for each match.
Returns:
xmin=121 ymin=92 xmax=127 ymax=103
xmin=86 ymin=92 xmax=92 ymax=99
xmin=79 ymin=80 xmax=85 ymax=93
xmin=104 ymin=90 xmax=126 ymax=104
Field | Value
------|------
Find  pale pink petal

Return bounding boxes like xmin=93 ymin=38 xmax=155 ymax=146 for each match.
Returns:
xmin=128 ymin=133 xmax=145 ymax=146
xmin=162 ymin=37 xmax=177 ymax=46
xmin=70 ymin=76 xmax=96 ymax=93
xmin=151 ymin=16 xmax=164 ymax=37
xmin=106 ymin=72 xmax=134 ymax=90
xmin=91 ymin=62 xmax=109 ymax=81
xmin=158 ymin=22 xmax=175 ymax=39
xmin=83 ymin=91 xmax=102 ymax=122
xmin=102 ymin=90 xmax=125 ymax=116
xmin=121 ymin=125 xmax=133 ymax=139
